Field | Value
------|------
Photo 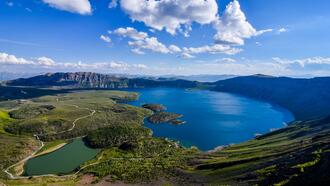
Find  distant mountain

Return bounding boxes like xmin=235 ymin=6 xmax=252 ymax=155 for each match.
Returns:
xmin=0 ymin=72 xmax=39 ymax=81
xmin=212 ymin=75 xmax=330 ymax=120
xmin=4 ymin=72 xmax=198 ymax=89
xmin=161 ymin=74 xmax=236 ymax=82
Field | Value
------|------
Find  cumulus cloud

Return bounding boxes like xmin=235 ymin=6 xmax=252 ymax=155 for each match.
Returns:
xmin=128 ymin=37 xmax=171 ymax=54
xmin=110 ymin=27 xmax=181 ymax=55
xmin=109 ymin=27 xmax=245 ymax=59
xmin=112 ymin=27 xmax=148 ymax=41
xmin=109 ymin=27 xmax=242 ymax=57
xmin=213 ymin=0 xmax=272 ymax=45
xmin=100 ymin=35 xmax=112 ymax=43
xmin=0 ymin=53 xmax=56 ymax=67
xmin=36 ymin=57 xmax=56 ymax=66
xmin=120 ymin=0 xmax=218 ymax=35
xmin=42 ymin=0 xmax=92 ymax=15
xmin=112 ymin=0 xmax=270 ymax=59
xmin=0 ymin=52 xmax=33 ymax=65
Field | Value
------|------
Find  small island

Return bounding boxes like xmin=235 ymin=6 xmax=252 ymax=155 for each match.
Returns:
xmin=147 ymin=111 xmax=183 ymax=124
xmin=170 ymin=119 xmax=186 ymax=125
xmin=142 ymin=104 xmax=166 ymax=112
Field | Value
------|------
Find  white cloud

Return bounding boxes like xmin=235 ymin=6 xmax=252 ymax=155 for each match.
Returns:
xmin=273 ymin=57 xmax=330 ymax=67
xmin=110 ymin=27 xmax=242 ymax=57
xmin=100 ymin=35 xmax=112 ymax=43
xmin=112 ymin=27 xmax=148 ymax=40
xmin=37 ymin=57 xmax=56 ymax=66
xmin=0 ymin=52 xmax=150 ymax=73
xmin=120 ymin=0 xmax=218 ymax=35
xmin=42 ymin=0 xmax=92 ymax=15
xmin=128 ymin=37 xmax=171 ymax=54
xmin=5 ymin=51 xmax=330 ymax=76
xmin=278 ymin=28 xmax=288 ymax=34
xmin=111 ymin=27 xmax=181 ymax=55
xmin=183 ymin=44 xmax=242 ymax=55
xmin=0 ymin=52 xmax=33 ymax=65
xmin=213 ymin=0 xmax=272 ymax=45
xmin=169 ymin=45 xmax=182 ymax=53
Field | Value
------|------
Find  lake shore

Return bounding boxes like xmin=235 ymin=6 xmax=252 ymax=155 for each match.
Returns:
xmin=34 ymin=142 xmax=67 ymax=158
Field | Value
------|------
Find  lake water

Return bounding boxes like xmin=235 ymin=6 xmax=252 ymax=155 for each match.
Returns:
xmin=24 ymin=138 xmax=100 ymax=176
xmin=130 ymin=88 xmax=294 ymax=151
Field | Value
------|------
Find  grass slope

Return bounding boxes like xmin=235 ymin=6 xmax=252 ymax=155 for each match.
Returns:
xmin=188 ymin=117 xmax=330 ymax=185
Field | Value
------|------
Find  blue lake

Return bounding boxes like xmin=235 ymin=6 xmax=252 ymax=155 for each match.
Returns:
xmin=130 ymin=88 xmax=294 ymax=151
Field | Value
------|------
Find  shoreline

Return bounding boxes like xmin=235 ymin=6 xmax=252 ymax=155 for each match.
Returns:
xmin=33 ymin=143 xmax=67 ymax=158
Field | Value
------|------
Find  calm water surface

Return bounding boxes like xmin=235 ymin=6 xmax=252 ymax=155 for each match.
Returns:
xmin=24 ymin=138 xmax=100 ymax=176
xmin=130 ymin=88 xmax=294 ymax=151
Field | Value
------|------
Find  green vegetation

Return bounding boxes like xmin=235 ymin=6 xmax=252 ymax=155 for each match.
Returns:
xmin=3 ymin=90 xmax=150 ymax=141
xmin=142 ymin=104 xmax=166 ymax=112
xmin=9 ymin=105 xmax=55 ymax=119
xmin=188 ymin=117 xmax=330 ymax=185
xmin=1 ymin=176 xmax=76 ymax=186
xmin=0 ymin=109 xmax=41 ymax=179
xmin=292 ymin=149 xmax=322 ymax=173
xmin=81 ymin=138 xmax=196 ymax=183
xmin=147 ymin=112 xmax=183 ymax=124
xmin=0 ymin=109 xmax=12 ymax=134
xmin=0 ymin=135 xmax=39 ymax=178
xmin=85 ymin=126 xmax=151 ymax=149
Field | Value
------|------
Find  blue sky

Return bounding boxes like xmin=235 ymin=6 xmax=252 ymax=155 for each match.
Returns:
xmin=1 ymin=0 xmax=330 ymax=76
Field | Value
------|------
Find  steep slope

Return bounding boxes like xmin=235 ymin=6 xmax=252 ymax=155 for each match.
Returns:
xmin=189 ymin=116 xmax=330 ymax=185
xmin=212 ymin=75 xmax=330 ymax=120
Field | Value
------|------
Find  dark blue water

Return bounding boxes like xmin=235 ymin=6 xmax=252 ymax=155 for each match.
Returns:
xmin=130 ymin=88 xmax=294 ymax=151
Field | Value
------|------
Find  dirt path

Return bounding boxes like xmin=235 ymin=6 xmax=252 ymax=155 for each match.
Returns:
xmin=3 ymin=103 xmax=96 ymax=179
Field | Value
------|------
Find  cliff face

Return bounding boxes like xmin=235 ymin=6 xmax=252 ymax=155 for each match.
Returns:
xmin=5 ymin=72 xmax=197 ymax=89
xmin=5 ymin=72 xmax=129 ymax=88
